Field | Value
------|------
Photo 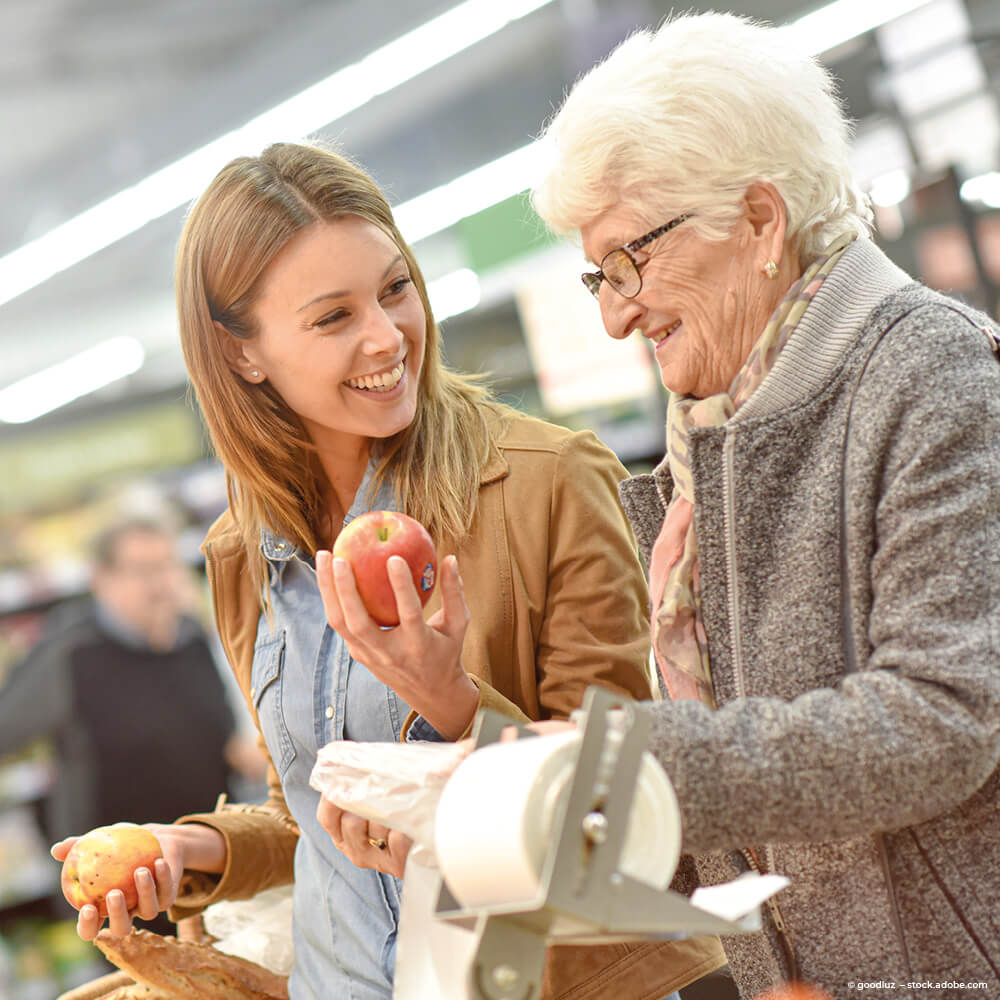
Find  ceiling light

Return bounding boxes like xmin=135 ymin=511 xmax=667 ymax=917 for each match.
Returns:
xmin=0 ymin=0 xmax=556 ymax=310
xmin=909 ymin=93 xmax=1000 ymax=172
xmin=876 ymin=0 xmax=969 ymax=65
xmin=0 ymin=336 xmax=145 ymax=424
xmin=960 ymin=172 xmax=1000 ymax=208
xmin=782 ymin=0 xmax=934 ymax=55
xmin=888 ymin=44 xmax=986 ymax=118
xmin=869 ymin=168 xmax=912 ymax=207
xmin=850 ymin=120 xmax=913 ymax=189
xmin=396 ymin=142 xmax=551 ymax=244
xmin=427 ymin=268 xmax=481 ymax=322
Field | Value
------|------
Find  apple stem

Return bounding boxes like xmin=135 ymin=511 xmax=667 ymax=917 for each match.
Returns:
xmin=377 ymin=528 xmax=389 ymax=542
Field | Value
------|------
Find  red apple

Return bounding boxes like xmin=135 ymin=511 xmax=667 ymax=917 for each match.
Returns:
xmin=61 ymin=822 xmax=164 ymax=917
xmin=333 ymin=511 xmax=437 ymax=626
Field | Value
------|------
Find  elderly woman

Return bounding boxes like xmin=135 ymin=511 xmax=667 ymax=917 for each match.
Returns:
xmin=531 ymin=11 xmax=1000 ymax=1000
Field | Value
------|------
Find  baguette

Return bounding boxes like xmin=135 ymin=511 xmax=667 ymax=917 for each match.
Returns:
xmin=94 ymin=930 xmax=289 ymax=1000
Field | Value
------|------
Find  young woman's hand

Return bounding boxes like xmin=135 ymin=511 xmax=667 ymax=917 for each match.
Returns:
xmin=316 ymin=798 xmax=412 ymax=879
xmin=51 ymin=822 xmax=226 ymax=940
xmin=316 ymin=551 xmax=479 ymax=739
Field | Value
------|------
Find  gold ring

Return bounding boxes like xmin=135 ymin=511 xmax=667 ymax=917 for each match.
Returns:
xmin=368 ymin=837 xmax=388 ymax=850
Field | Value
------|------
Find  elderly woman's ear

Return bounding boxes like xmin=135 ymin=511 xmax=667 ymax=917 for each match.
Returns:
xmin=741 ymin=182 xmax=794 ymax=282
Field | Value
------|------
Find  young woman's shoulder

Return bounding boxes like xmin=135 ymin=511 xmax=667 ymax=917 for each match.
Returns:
xmin=484 ymin=408 xmax=629 ymax=492
xmin=491 ymin=407 xmax=613 ymax=457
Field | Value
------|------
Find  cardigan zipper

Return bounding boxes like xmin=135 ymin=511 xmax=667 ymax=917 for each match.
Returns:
xmin=742 ymin=847 xmax=800 ymax=982
xmin=723 ymin=431 xmax=746 ymax=698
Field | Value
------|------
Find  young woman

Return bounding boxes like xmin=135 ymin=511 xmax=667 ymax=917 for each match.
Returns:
xmin=53 ymin=142 xmax=725 ymax=1000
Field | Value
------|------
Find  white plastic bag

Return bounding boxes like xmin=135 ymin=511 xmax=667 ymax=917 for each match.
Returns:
xmin=308 ymin=740 xmax=471 ymax=865
xmin=201 ymin=884 xmax=295 ymax=976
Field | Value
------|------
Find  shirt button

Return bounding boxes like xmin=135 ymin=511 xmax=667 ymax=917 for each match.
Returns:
xmin=325 ymin=706 xmax=334 ymax=719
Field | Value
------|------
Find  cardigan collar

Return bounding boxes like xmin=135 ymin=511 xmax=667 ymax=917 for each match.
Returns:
xmin=734 ymin=238 xmax=911 ymax=423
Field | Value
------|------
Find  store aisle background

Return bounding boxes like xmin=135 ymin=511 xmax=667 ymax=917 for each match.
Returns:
xmin=1 ymin=0 xmax=999 ymax=994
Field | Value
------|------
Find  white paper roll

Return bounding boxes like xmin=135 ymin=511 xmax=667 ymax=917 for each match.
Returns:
xmin=434 ymin=731 xmax=681 ymax=908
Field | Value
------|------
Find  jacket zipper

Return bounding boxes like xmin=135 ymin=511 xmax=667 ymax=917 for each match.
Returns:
xmin=723 ymin=431 xmax=746 ymax=698
xmin=742 ymin=848 xmax=799 ymax=982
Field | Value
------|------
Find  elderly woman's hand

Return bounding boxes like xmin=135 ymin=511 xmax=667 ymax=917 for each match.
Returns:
xmin=316 ymin=798 xmax=412 ymax=879
xmin=316 ymin=550 xmax=479 ymax=740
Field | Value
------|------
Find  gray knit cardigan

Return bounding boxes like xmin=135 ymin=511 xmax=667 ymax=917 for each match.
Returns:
xmin=619 ymin=239 xmax=1000 ymax=1000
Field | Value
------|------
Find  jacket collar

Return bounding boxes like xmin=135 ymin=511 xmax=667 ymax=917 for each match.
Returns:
xmin=735 ymin=239 xmax=911 ymax=422
xmin=479 ymin=446 xmax=509 ymax=485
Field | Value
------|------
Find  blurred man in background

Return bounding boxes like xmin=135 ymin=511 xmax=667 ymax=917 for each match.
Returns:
xmin=0 ymin=516 xmax=263 ymax=932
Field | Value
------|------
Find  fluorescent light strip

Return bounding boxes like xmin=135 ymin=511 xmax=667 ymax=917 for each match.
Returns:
xmin=0 ymin=336 xmax=145 ymax=423
xmin=396 ymin=141 xmax=552 ymax=244
xmin=781 ymin=0 xmax=933 ymax=54
xmin=960 ymin=171 xmax=1000 ymax=208
xmin=427 ymin=268 xmax=481 ymax=322
xmin=0 ymin=0 xmax=556 ymax=309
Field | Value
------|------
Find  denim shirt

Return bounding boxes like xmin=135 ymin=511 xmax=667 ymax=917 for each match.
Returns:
xmin=252 ymin=466 xmax=414 ymax=1000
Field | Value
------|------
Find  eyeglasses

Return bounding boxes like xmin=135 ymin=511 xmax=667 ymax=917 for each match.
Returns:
xmin=581 ymin=213 xmax=693 ymax=300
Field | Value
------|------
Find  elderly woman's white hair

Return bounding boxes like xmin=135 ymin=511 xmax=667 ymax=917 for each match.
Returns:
xmin=532 ymin=11 xmax=873 ymax=261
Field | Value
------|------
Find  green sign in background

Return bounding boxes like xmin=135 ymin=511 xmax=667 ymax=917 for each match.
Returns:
xmin=457 ymin=192 xmax=557 ymax=273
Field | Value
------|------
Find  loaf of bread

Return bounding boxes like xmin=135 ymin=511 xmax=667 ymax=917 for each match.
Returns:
xmin=93 ymin=930 xmax=289 ymax=1000
xmin=97 ymin=985 xmax=166 ymax=999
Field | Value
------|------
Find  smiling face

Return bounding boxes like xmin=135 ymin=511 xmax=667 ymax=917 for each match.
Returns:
xmin=580 ymin=194 xmax=790 ymax=399
xmin=230 ymin=217 xmax=426 ymax=464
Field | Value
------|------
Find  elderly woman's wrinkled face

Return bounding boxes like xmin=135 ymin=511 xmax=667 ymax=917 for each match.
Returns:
xmin=581 ymin=204 xmax=775 ymax=399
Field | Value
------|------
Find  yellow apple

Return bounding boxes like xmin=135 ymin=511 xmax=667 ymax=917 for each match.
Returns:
xmin=61 ymin=822 xmax=164 ymax=917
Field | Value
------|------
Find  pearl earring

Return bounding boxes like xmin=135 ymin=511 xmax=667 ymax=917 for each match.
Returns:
xmin=763 ymin=259 xmax=779 ymax=280
xmin=251 ymin=369 xmax=261 ymax=378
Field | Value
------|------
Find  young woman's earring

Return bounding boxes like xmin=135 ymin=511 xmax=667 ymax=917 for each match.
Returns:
xmin=763 ymin=259 xmax=779 ymax=280
xmin=250 ymin=369 xmax=261 ymax=379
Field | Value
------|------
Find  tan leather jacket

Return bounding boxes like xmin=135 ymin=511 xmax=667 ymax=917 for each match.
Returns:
xmin=172 ymin=411 xmax=725 ymax=998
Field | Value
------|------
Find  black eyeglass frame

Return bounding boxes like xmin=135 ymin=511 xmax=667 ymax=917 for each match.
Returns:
xmin=581 ymin=213 xmax=694 ymax=300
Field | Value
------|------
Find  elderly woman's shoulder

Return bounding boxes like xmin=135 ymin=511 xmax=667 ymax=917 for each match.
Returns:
xmin=878 ymin=283 xmax=999 ymax=350
xmin=863 ymin=283 xmax=997 ymax=365
xmin=858 ymin=282 xmax=1000 ymax=407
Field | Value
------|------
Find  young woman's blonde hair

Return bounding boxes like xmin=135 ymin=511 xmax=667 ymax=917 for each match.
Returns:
xmin=176 ymin=141 xmax=507 ymax=603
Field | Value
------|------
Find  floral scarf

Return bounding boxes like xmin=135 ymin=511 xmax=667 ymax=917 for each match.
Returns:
xmin=648 ymin=234 xmax=855 ymax=706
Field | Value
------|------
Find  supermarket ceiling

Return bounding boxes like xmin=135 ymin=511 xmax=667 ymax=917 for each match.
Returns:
xmin=1 ymin=0 xmax=999 ymax=430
